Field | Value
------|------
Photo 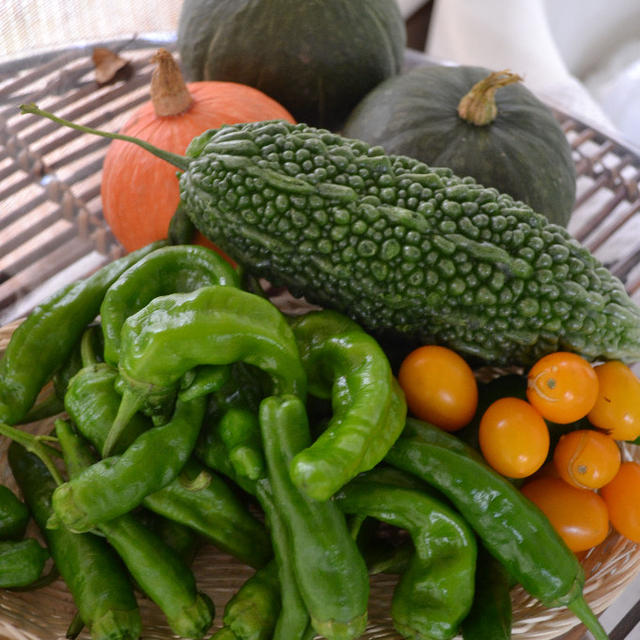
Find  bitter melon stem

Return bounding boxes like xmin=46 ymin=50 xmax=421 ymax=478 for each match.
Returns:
xmin=19 ymin=103 xmax=191 ymax=172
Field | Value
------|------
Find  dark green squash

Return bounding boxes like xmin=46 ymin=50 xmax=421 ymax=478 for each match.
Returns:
xmin=176 ymin=0 xmax=407 ymax=130
xmin=342 ymin=64 xmax=577 ymax=227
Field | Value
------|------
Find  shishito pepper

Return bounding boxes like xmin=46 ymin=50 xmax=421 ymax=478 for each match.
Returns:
xmin=50 ymin=394 xmax=207 ymax=532
xmin=259 ymin=394 xmax=369 ymax=640
xmin=7 ymin=441 xmax=142 ymax=640
xmin=103 ymin=284 xmax=306 ymax=456
xmin=0 ymin=241 xmax=164 ymax=426
xmin=289 ymin=309 xmax=407 ymax=500
xmin=100 ymin=243 xmax=240 ymax=365
xmin=385 ymin=418 xmax=609 ymax=640
xmin=55 ymin=419 xmax=215 ymax=640
xmin=0 ymin=538 xmax=49 ymax=589
xmin=334 ymin=472 xmax=477 ymax=640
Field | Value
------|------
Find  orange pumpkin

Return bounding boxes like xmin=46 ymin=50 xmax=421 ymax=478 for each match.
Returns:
xmin=100 ymin=48 xmax=295 ymax=255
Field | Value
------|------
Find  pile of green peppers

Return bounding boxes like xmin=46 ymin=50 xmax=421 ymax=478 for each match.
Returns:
xmin=0 ymin=241 xmax=610 ymax=640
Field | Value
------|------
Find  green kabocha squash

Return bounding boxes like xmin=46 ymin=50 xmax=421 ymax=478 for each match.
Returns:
xmin=342 ymin=65 xmax=577 ymax=228
xmin=176 ymin=0 xmax=406 ymax=130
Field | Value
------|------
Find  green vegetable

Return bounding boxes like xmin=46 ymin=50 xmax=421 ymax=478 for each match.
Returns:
xmin=342 ymin=65 xmax=576 ymax=228
xmin=56 ymin=420 xmax=215 ymax=640
xmin=8 ymin=441 xmax=142 ymax=640
xmin=100 ymin=243 xmax=240 ymax=364
xmin=259 ymin=394 xmax=369 ymax=640
xmin=335 ymin=473 xmax=477 ymax=640
xmin=22 ymin=105 xmax=640 ymax=367
xmin=105 ymin=284 xmax=306 ymax=455
xmin=289 ymin=309 xmax=406 ymax=500
xmin=0 ymin=484 xmax=30 ymax=539
xmin=385 ymin=418 xmax=609 ymax=640
xmin=461 ymin=544 xmax=512 ymax=640
xmin=50 ymin=395 xmax=207 ymax=532
xmin=177 ymin=0 xmax=406 ymax=129
xmin=0 ymin=539 xmax=49 ymax=588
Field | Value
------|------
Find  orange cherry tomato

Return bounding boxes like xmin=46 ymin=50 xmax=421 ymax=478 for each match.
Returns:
xmin=600 ymin=461 xmax=640 ymax=543
xmin=397 ymin=345 xmax=478 ymax=432
xmin=526 ymin=352 xmax=599 ymax=424
xmin=588 ymin=361 xmax=640 ymax=441
xmin=478 ymin=397 xmax=549 ymax=478
xmin=520 ymin=475 xmax=610 ymax=552
xmin=553 ymin=429 xmax=621 ymax=489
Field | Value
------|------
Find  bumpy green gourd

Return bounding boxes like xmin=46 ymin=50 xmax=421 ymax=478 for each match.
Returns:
xmin=20 ymin=107 xmax=640 ymax=367
xmin=179 ymin=120 xmax=640 ymax=366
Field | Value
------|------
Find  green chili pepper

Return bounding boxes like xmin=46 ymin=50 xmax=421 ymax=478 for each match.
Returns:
xmin=0 ymin=538 xmax=49 ymax=588
xmin=215 ymin=559 xmax=281 ymax=640
xmin=0 ymin=241 xmax=164 ymax=426
xmin=134 ymin=509 xmax=200 ymax=566
xmin=100 ymin=244 xmax=240 ymax=365
xmin=288 ymin=309 xmax=407 ymax=500
xmin=461 ymin=543 xmax=512 ymax=640
xmin=335 ymin=473 xmax=477 ymax=640
xmin=385 ymin=418 xmax=609 ymax=640
xmin=143 ymin=459 xmax=272 ymax=569
xmin=64 ymin=363 xmax=151 ymax=455
xmin=105 ymin=285 xmax=306 ymax=456
xmin=259 ymin=394 xmax=369 ymax=640
xmin=50 ymin=394 xmax=207 ymax=532
xmin=55 ymin=420 xmax=215 ymax=640
xmin=64 ymin=366 xmax=270 ymax=567
xmin=0 ymin=484 xmax=30 ymax=539
xmin=219 ymin=407 xmax=265 ymax=481
xmin=7 ymin=441 xmax=141 ymax=640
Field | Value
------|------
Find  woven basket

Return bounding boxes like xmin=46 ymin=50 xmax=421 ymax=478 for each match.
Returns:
xmin=2 ymin=35 xmax=640 ymax=640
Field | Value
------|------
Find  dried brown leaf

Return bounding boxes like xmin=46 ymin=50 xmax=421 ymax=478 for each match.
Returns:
xmin=92 ymin=47 xmax=130 ymax=84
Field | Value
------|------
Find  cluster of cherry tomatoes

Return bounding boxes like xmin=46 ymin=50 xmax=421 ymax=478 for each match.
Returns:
xmin=397 ymin=345 xmax=640 ymax=553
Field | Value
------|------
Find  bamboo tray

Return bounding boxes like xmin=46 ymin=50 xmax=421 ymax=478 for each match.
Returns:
xmin=2 ymin=35 xmax=640 ymax=640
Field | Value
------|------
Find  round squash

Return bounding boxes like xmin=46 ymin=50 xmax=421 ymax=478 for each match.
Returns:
xmin=176 ymin=0 xmax=406 ymax=130
xmin=101 ymin=48 xmax=295 ymax=254
xmin=342 ymin=65 xmax=577 ymax=227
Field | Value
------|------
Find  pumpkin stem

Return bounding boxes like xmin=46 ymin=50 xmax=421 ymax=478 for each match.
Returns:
xmin=151 ymin=48 xmax=194 ymax=117
xmin=457 ymin=70 xmax=523 ymax=126
xmin=19 ymin=103 xmax=191 ymax=172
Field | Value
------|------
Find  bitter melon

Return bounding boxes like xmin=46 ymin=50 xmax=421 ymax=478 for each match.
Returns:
xmin=21 ymin=107 xmax=640 ymax=366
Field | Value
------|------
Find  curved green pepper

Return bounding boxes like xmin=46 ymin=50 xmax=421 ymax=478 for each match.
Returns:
xmin=56 ymin=420 xmax=215 ymax=640
xmin=105 ymin=285 xmax=306 ymax=455
xmin=100 ymin=244 xmax=240 ymax=364
xmin=259 ymin=394 xmax=369 ymax=640
xmin=0 ymin=538 xmax=49 ymax=588
xmin=335 ymin=473 xmax=477 ymax=640
xmin=0 ymin=484 xmax=30 ymax=540
xmin=386 ymin=418 xmax=609 ymax=640
xmin=289 ymin=310 xmax=407 ymax=500
xmin=8 ymin=441 xmax=141 ymax=640
xmin=64 ymin=363 xmax=151 ymax=455
xmin=51 ymin=394 xmax=207 ymax=532
xmin=0 ymin=241 xmax=164 ymax=426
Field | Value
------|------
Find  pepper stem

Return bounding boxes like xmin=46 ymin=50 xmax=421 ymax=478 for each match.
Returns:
xmin=568 ymin=595 xmax=609 ymax=640
xmin=457 ymin=69 xmax=523 ymax=126
xmin=151 ymin=48 xmax=194 ymax=117
xmin=102 ymin=389 xmax=143 ymax=457
xmin=0 ymin=423 xmax=63 ymax=485
xmin=19 ymin=103 xmax=191 ymax=171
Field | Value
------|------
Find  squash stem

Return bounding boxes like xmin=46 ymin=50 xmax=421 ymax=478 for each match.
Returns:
xmin=457 ymin=70 xmax=523 ymax=126
xmin=151 ymin=48 xmax=194 ymax=117
xmin=20 ymin=103 xmax=191 ymax=172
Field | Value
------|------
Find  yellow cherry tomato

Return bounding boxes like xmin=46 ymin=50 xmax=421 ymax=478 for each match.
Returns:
xmin=588 ymin=361 xmax=640 ymax=441
xmin=600 ymin=462 xmax=640 ymax=543
xmin=397 ymin=345 xmax=478 ymax=432
xmin=553 ymin=429 xmax=621 ymax=489
xmin=478 ymin=397 xmax=549 ymax=478
xmin=526 ymin=352 xmax=599 ymax=424
xmin=520 ymin=475 xmax=610 ymax=552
